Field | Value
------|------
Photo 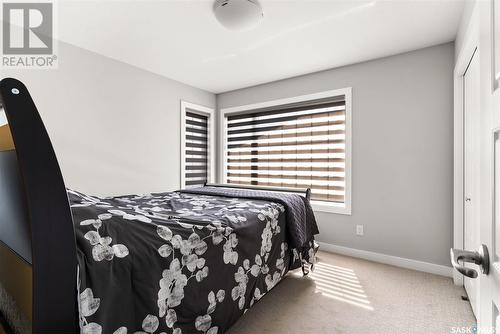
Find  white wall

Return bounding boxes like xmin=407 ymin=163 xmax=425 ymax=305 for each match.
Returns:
xmin=216 ymin=43 xmax=455 ymax=266
xmin=455 ymin=0 xmax=477 ymax=60
xmin=1 ymin=41 xmax=216 ymax=196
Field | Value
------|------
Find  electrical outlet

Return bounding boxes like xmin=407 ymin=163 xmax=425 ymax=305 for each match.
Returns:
xmin=356 ymin=225 xmax=364 ymax=236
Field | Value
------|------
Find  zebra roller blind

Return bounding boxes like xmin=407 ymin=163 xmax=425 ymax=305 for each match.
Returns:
xmin=185 ymin=111 xmax=209 ymax=187
xmin=225 ymin=96 xmax=346 ymax=203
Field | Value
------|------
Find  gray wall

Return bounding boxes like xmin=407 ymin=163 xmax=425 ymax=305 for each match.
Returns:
xmin=1 ymin=41 xmax=454 ymax=266
xmin=2 ymin=41 xmax=215 ymax=196
xmin=216 ymin=43 xmax=454 ymax=266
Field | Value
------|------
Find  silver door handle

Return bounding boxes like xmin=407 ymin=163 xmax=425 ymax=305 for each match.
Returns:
xmin=450 ymin=244 xmax=490 ymax=278
xmin=465 ymin=197 xmax=471 ymax=202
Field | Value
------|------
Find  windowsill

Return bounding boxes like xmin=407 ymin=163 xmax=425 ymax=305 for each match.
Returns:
xmin=311 ymin=201 xmax=351 ymax=215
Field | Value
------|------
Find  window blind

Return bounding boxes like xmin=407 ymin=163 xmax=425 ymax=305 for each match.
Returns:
xmin=185 ymin=111 xmax=209 ymax=187
xmin=225 ymin=97 xmax=346 ymax=203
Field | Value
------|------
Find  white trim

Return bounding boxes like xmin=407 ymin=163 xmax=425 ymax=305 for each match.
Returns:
xmin=453 ymin=6 xmax=480 ymax=286
xmin=311 ymin=200 xmax=351 ymax=215
xmin=180 ymin=101 xmax=215 ymax=188
xmin=218 ymin=88 xmax=352 ymax=215
xmin=317 ymin=242 xmax=453 ymax=278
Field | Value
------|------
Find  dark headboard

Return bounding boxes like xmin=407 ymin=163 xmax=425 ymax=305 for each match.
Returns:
xmin=0 ymin=78 xmax=77 ymax=333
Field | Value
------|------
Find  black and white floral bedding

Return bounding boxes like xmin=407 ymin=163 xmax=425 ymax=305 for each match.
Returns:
xmin=179 ymin=186 xmax=319 ymax=253
xmin=69 ymin=189 xmax=318 ymax=334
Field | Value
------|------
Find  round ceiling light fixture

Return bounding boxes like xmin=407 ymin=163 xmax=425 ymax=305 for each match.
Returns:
xmin=213 ymin=0 xmax=264 ymax=31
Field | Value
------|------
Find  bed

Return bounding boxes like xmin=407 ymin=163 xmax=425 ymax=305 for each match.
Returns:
xmin=0 ymin=78 xmax=319 ymax=334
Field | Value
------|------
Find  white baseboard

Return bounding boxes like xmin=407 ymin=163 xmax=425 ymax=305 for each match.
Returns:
xmin=317 ymin=242 xmax=453 ymax=278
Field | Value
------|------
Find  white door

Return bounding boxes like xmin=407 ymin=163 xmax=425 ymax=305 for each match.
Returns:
xmin=455 ymin=1 xmax=500 ymax=332
xmin=489 ymin=126 xmax=500 ymax=333
xmin=480 ymin=50 xmax=500 ymax=334
xmin=480 ymin=0 xmax=500 ymax=331
xmin=463 ymin=49 xmax=481 ymax=317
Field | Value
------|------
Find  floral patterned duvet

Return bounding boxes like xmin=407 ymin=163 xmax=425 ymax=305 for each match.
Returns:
xmin=69 ymin=189 xmax=317 ymax=334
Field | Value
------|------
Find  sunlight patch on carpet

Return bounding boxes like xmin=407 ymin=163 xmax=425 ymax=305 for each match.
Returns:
xmin=295 ymin=261 xmax=374 ymax=311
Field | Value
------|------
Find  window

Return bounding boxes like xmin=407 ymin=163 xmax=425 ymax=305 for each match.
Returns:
xmin=220 ymin=88 xmax=351 ymax=214
xmin=181 ymin=101 xmax=215 ymax=188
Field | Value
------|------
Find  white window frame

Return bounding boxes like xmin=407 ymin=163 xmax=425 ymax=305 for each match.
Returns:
xmin=219 ymin=88 xmax=352 ymax=215
xmin=180 ymin=101 xmax=215 ymax=188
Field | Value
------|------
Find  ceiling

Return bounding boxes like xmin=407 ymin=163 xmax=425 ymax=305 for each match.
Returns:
xmin=55 ymin=0 xmax=464 ymax=93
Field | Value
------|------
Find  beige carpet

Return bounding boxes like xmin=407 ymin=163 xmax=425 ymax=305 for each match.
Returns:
xmin=228 ymin=251 xmax=475 ymax=334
